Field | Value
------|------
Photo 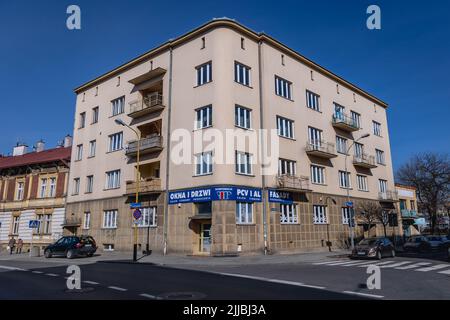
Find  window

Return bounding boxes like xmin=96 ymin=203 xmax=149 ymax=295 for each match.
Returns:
xmin=354 ymin=142 xmax=364 ymax=157
xmin=339 ymin=171 xmax=351 ymax=188
xmin=108 ymin=132 xmax=123 ymax=152
xmin=36 ymin=214 xmax=52 ymax=234
xmin=49 ymin=177 xmax=56 ymax=197
xmin=313 ymin=205 xmax=327 ymax=224
xmin=92 ymin=106 xmax=99 ymax=124
xmin=201 ymin=37 xmax=205 ymax=49
xmin=236 ymin=202 xmax=253 ymax=224
xmin=79 ymin=112 xmax=86 ymax=128
xmin=311 ymin=165 xmax=325 ymax=185
xmin=350 ymin=111 xmax=361 ymax=128
xmin=308 ymin=127 xmax=322 ymax=146
xmin=105 ymin=170 xmax=121 ymax=189
xmin=73 ymin=178 xmax=80 ymax=195
xmin=378 ymin=179 xmax=388 ymax=193
xmin=196 ymin=62 xmax=212 ymax=86
xmin=86 ymin=175 xmax=94 ymax=193
xmin=306 ymin=90 xmax=320 ymax=111
xmin=399 ymin=199 xmax=407 ymax=210
xmin=76 ymin=144 xmax=83 ymax=161
xmin=195 ymin=105 xmax=212 ymax=129
xmin=103 ymin=210 xmax=117 ymax=229
xmin=235 ymin=152 xmax=252 ymax=175
xmin=12 ymin=216 xmax=20 ymax=234
xmin=334 ymin=103 xmax=345 ymax=119
xmin=234 ymin=62 xmax=251 ymax=86
xmin=39 ymin=178 xmax=47 ymax=198
xmin=336 ymin=136 xmax=347 ymax=154
xmin=241 ymin=37 xmax=245 ymax=50
xmin=137 ymin=207 xmax=157 ymax=227
xmin=376 ymin=149 xmax=385 ymax=165
xmin=275 ymin=76 xmax=292 ymax=99
xmin=278 ymin=159 xmax=296 ymax=176
xmin=280 ymin=204 xmax=298 ymax=224
xmin=281 ymin=54 xmax=285 ymax=66
xmin=373 ymin=121 xmax=381 ymax=136
xmin=276 ymin=116 xmax=294 ymax=139
xmin=89 ymin=140 xmax=96 ymax=158
xmin=342 ymin=207 xmax=351 ymax=225
xmin=195 ymin=152 xmax=213 ymax=176
xmin=357 ymin=174 xmax=368 ymax=191
xmin=196 ymin=202 xmax=212 ymax=215
xmin=111 ymin=96 xmax=125 ymax=116
xmin=410 ymin=200 xmax=415 ymax=211
xmin=83 ymin=212 xmax=91 ymax=229
xmin=15 ymin=182 xmax=24 ymax=200
xmin=235 ymin=105 xmax=252 ymax=129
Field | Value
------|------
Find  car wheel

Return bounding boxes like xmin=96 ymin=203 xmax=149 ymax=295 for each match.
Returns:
xmin=44 ymin=250 xmax=52 ymax=259
xmin=376 ymin=250 xmax=382 ymax=260
xmin=391 ymin=249 xmax=396 ymax=258
xmin=66 ymin=249 xmax=75 ymax=259
xmin=87 ymin=253 xmax=94 ymax=257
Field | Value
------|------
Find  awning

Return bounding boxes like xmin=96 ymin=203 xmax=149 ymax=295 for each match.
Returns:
xmin=189 ymin=215 xmax=212 ymax=220
xmin=128 ymin=67 xmax=166 ymax=85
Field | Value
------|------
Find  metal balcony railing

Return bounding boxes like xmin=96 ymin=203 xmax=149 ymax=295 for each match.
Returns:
xmin=61 ymin=217 xmax=81 ymax=227
xmin=401 ymin=209 xmax=418 ymax=218
xmin=126 ymin=178 xmax=162 ymax=195
xmin=126 ymin=136 xmax=163 ymax=155
xmin=277 ymin=174 xmax=310 ymax=191
xmin=378 ymin=190 xmax=399 ymax=202
xmin=353 ymin=154 xmax=377 ymax=168
xmin=305 ymin=141 xmax=337 ymax=158
xmin=332 ymin=113 xmax=360 ymax=131
xmin=128 ymin=93 xmax=164 ymax=116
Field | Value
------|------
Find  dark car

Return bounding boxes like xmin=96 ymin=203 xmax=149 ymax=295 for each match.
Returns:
xmin=44 ymin=235 xmax=97 ymax=259
xmin=426 ymin=235 xmax=449 ymax=251
xmin=351 ymin=237 xmax=395 ymax=260
xmin=403 ymin=236 xmax=431 ymax=253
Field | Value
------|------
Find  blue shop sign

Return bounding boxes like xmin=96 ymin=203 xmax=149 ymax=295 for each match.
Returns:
xmin=268 ymin=189 xmax=294 ymax=204
xmin=168 ymin=186 xmax=262 ymax=204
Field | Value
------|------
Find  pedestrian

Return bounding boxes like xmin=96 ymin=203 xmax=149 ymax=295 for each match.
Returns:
xmin=16 ymin=238 xmax=23 ymax=254
xmin=8 ymin=237 xmax=16 ymax=255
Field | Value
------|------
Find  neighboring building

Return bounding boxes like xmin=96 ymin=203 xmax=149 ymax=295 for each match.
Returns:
xmin=395 ymin=183 xmax=420 ymax=237
xmin=0 ymin=139 xmax=71 ymax=251
xmin=66 ymin=18 xmax=396 ymax=255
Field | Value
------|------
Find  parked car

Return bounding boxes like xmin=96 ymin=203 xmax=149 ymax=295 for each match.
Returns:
xmin=403 ymin=236 xmax=431 ymax=253
xmin=426 ymin=235 xmax=449 ymax=251
xmin=44 ymin=235 xmax=97 ymax=259
xmin=351 ymin=237 xmax=395 ymax=260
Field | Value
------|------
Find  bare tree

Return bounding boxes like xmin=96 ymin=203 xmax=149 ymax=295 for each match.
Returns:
xmin=396 ymin=153 xmax=450 ymax=235
xmin=356 ymin=201 xmax=381 ymax=237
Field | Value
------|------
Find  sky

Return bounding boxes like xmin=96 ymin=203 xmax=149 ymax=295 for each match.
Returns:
xmin=0 ymin=0 xmax=449 ymax=171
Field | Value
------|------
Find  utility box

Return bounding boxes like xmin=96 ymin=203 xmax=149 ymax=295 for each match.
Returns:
xmin=30 ymin=246 xmax=40 ymax=257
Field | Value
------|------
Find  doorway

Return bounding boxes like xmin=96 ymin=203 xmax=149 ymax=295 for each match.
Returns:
xmin=199 ymin=223 xmax=211 ymax=254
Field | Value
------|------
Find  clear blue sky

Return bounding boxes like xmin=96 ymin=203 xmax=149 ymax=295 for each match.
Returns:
xmin=1 ymin=0 xmax=449 ymax=171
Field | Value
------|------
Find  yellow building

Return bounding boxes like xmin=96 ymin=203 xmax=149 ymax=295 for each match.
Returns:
xmin=396 ymin=183 xmax=420 ymax=237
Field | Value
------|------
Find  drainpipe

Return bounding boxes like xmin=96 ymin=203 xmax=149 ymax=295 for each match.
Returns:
xmin=163 ymin=46 xmax=174 ymax=255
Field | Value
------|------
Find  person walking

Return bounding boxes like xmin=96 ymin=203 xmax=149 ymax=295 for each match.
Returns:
xmin=16 ymin=238 xmax=23 ymax=254
xmin=8 ymin=237 xmax=16 ymax=255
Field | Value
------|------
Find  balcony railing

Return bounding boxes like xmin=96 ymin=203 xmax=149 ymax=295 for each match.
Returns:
xmin=401 ymin=209 xmax=418 ymax=219
xmin=353 ymin=154 xmax=377 ymax=169
xmin=332 ymin=114 xmax=360 ymax=132
xmin=128 ymin=93 xmax=164 ymax=118
xmin=126 ymin=136 xmax=163 ymax=156
xmin=61 ymin=217 xmax=81 ymax=227
xmin=126 ymin=178 xmax=162 ymax=195
xmin=305 ymin=141 xmax=337 ymax=158
xmin=277 ymin=174 xmax=311 ymax=191
xmin=378 ymin=190 xmax=399 ymax=202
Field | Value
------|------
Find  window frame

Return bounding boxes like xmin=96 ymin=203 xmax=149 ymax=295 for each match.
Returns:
xmin=276 ymin=116 xmax=295 ymax=139
xmin=234 ymin=61 xmax=251 ymax=87
xmin=196 ymin=61 xmax=212 ymax=86
xmin=235 ymin=151 xmax=253 ymax=175
xmin=306 ymin=90 xmax=320 ymax=112
xmin=111 ymin=96 xmax=125 ymax=116
xmin=105 ymin=170 xmax=121 ymax=190
xmin=274 ymin=75 xmax=292 ymax=100
xmin=313 ymin=205 xmax=328 ymax=224
xmin=311 ymin=165 xmax=326 ymax=185
xmin=195 ymin=105 xmax=213 ymax=129
xmin=280 ymin=203 xmax=298 ymax=224
xmin=194 ymin=152 xmax=213 ymax=176
xmin=103 ymin=209 xmax=118 ymax=229
xmin=235 ymin=105 xmax=252 ymax=130
xmin=236 ymin=202 xmax=253 ymax=224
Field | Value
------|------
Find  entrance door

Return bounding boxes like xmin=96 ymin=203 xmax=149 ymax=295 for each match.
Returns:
xmin=199 ymin=223 xmax=211 ymax=253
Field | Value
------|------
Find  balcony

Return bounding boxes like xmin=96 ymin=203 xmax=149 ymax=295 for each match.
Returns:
xmin=126 ymin=178 xmax=162 ymax=195
xmin=126 ymin=136 xmax=163 ymax=156
xmin=378 ymin=190 xmax=399 ymax=202
xmin=128 ymin=93 xmax=164 ymax=118
xmin=332 ymin=114 xmax=360 ymax=132
xmin=305 ymin=141 xmax=337 ymax=159
xmin=61 ymin=217 xmax=81 ymax=227
xmin=401 ymin=209 xmax=418 ymax=219
xmin=353 ymin=154 xmax=377 ymax=169
xmin=276 ymin=175 xmax=311 ymax=192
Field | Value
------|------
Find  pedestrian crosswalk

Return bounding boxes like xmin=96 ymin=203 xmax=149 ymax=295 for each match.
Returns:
xmin=312 ymin=259 xmax=450 ymax=275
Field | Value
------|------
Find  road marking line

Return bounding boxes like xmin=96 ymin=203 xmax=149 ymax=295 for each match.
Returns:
xmin=32 ymin=270 xmax=44 ymax=274
xmin=395 ymin=262 xmax=431 ymax=270
xmin=438 ymin=269 xmax=450 ymax=275
xmin=313 ymin=260 xmax=343 ymax=265
xmin=140 ymin=293 xmax=157 ymax=299
xmin=0 ymin=265 xmax=27 ymax=271
xmin=326 ymin=261 xmax=363 ymax=266
xmin=83 ymin=280 xmax=99 ymax=285
xmin=415 ymin=264 xmax=450 ymax=272
xmin=380 ymin=261 xmax=412 ymax=268
xmin=342 ymin=291 xmax=384 ymax=299
xmin=356 ymin=261 xmax=395 ymax=267
xmin=108 ymin=286 xmax=127 ymax=292
xmin=46 ymin=273 xmax=59 ymax=277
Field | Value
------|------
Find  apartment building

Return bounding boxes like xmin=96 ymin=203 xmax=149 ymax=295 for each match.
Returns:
xmin=66 ymin=18 xmax=396 ymax=255
xmin=0 ymin=139 xmax=71 ymax=251
xmin=396 ymin=184 xmax=420 ymax=237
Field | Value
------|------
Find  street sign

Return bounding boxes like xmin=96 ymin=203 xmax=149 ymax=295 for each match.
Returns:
xmin=130 ymin=202 xmax=141 ymax=209
xmin=345 ymin=201 xmax=353 ymax=208
xmin=29 ymin=220 xmax=40 ymax=229
xmin=133 ymin=209 xmax=142 ymax=220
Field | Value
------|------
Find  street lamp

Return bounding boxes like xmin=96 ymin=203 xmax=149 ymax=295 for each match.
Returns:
xmin=321 ymin=196 xmax=337 ymax=252
xmin=115 ymin=119 xmax=141 ymax=262
xmin=344 ymin=133 xmax=370 ymax=250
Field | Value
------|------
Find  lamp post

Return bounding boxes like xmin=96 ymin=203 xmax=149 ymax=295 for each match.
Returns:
xmin=115 ymin=119 xmax=141 ymax=262
xmin=344 ymin=133 xmax=370 ymax=250
xmin=322 ymin=196 xmax=337 ymax=252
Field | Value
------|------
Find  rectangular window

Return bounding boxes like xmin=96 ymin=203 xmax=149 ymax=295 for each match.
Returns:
xmin=105 ymin=170 xmax=121 ymax=189
xmin=410 ymin=200 xmax=415 ymax=211
xmin=103 ymin=210 xmax=117 ymax=229
xmin=49 ymin=177 xmax=56 ymax=197
xmin=83 ymin=212 xmax=91 ymax=229
xmin=234 ymin=62 xmax=251 ymax=86
xmin=89 ymin=140 xmax=96 ymax=158
xmin=108 ymin=132 xmax=123 ymax=152
xmin=280 ymin=204 xmax=298 ymax=224
xmin=36 ymin=214 xmax=52 ymax=234
xmin=235 ymin=151 xmax=252 ymax=175
xmin=278 ymin=158 xmax=296 ymax=176
xmin=16 ymin=182 xmax=24 ymax=200
xmin=378 ymin=179 xmax=388 ymax=193
xmin=275 ymin=76 xmax=292 ymax=99
xmin=311 ymin=165 xmax=325 ymax=185
xmin=137 ymin=207 xmax=157 ymax=227
xmin=92 ymin=106 xmax=99 ymax=124
xmin=195 ymin=105 xmax=212 ymax=129
xmin=235 ymin=105 xmax=252 ymax=129
xmin=196 ymin=201 xmax=212 ymax=215
xmin=196 ymin=62 xmax=212 ymax=86
xmin=306 ymin=90 xmax=320 ymax=111
xmin=357 ymin=174 xmax=368 ymax=191
xmin=400 ymin=199 xmax=407 ymax=210
xmin=351 ymin=111 xmax=361 ymax=128
xmin=354 ymin=142 xmax=364 ymax=157
xmin=111 ymin=96 xmax=125 ymax=116
xmin=40 ymin=178 xmax=47 ymax=198
xmin=313 ymin=205 xmax=327 ymax=224
xmin=12 ymin=216 xmax=20 ymax=234
xmin=236 ymin=202 xmax=253 ymax=224
xmin=195 ymin=152 xmax=213 ymax=176
xmin=79 ymin=112 xmax=86 ymax=129
xmin=308 ymin=127 xmax=322 ymax=146
xmin=86 ymin=175 xmax=94 ymax=193
xmin=373 ymin=121 xmax=382 ymax=136
xmin=336 ymin=136 xmax=347 ymax=154
xmin=376 ymin=149 xmax=385 ymax=165
xmin=334 ymin=103 xmax=345 ymax=119
xmin=342 ymin=207 xmax=350 ymax=225
xmin=339 ymin=170 xmax=351 ymax=189
xmin=76 ymin=144 xmax=83 ymax=161
xmin=73 ymin=178 xmax=80 ymax=195
xmin=276 ymin=116 xmax=294 ymax=139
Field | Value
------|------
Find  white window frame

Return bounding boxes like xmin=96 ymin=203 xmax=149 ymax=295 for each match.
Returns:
xmin=311 ymin=165 xmax=325 ymax=185
xmin=195 ymin=105 xmax=212 ymax=129
xmin=73 ymin=178 xmax=80 ymax=195
xmin=49 ymin=177 xmax=56 ymax=197
xmin=16 ymin=181 xmax=24 ymax=200
xmin=108 ymin=132 xmax=123 ymax=152
xmin=342 ymin=207 xmax=350 ymax=225
xmin=40 ymin=178 xmax=48 ymax=198
xmin=350 ymin=111 xmax=361 ymax=128
xmin=137 ymin=207 xmax=157 ymax=227
xmin=234 ymin=62 xmax=251 ymax=86
xmin=306 ymin=90 xmax=320 ymax=111
xmin=196 ymin=61 xmax=212 ymax=86
xmin=103 ymin=210 xmax=118 ymax=229
xmin=92 ymin=106 xmax=99 ymax=124
xmin=357 ymin=174 xmax=369 ymax=191
xmin=83 ymin=212 xmax=91 ymax=230
xmin=275 ymin=76 xmax=292 ymax=100
xmin=276 ymin=116 xmax=295 ymax=139
xmin=76 ymin=144 xmax=83 ymax=161
xmin=308 ymin=126 xmax=323 ymax=147
xmin=278 ymin=158 xmax=296 ymax=176
xmin=280 ymin=203 xmax=298 ymax=224
xmin=336 ymin=136 xmax=347 ymax=154
xmin=235 ymin=105 xmax=252 ymax=129
xmin=12 ymin=216 xmax=20 ymax=234
xmin=105 ymin=170 xmax=121 ymax=189
xmin=354 ymin=142 xmax=364 ymax=157
xmin=235 ymin=151 xmax=253 ymax=175
xmin=313 ymin=205 xmax=328 ymax=224
xmin=89 ymin=140 xmax=96 ymax=158
xmin=339 ymin=170 xmax=351 ymax=189
xmin=376 ymin=149 xmax=385 ymax=165
xmin=236 ymin=202 xmax=253 ymax=224
xmin=111 ymin=96 xmax=125 ymax=116
xmin=79 ymin=112 xmax=86 ymax=129
xmin=86 ymin=175 xmax=94 ymax=193
xmin=373 ymin=121 xmax=382 ymax=136
xmin=195 ymin=152 xmax=213 ymax=176
xmin=379 ymin=179 xmax=388 ymax=193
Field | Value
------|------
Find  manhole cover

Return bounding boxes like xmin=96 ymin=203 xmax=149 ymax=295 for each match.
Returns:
xmin=158 ymin=291 xmax=206 ymax=300
xmin=65 ymin=287 xmax=95 ymax=293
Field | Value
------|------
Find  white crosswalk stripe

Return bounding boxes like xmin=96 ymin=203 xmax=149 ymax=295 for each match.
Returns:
xmin=415 ymin=264 xmax=450 ymax=272
xmin=313 ymin=260 xmax=343 ymax=265
xmin=356 ymin=261 xmax=396 ymax=267
xmin=380 ymin=261 xmax=413 ymax=268
xmin=395 ymin=262 xmax=431 ymax=270
xmin=438 ymin=269 xmax=450 ymax=275
xmin=326 ymin=261 xmax=364 ymax=266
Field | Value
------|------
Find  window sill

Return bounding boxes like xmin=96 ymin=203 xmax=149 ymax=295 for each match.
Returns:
xmin=306 ymin=106 xmax=322 ymax=113
xmin=109 ymin=113 xmax=125 ymax=119
xmin=311 ymin=183 xmax=327 ymax=186
xmin=103 ymin=187 xmax=121 ymax=191
xmin=313 ymin=222 xmax=329 ymax=225
xmin=275 ymin=94 xmax=294 ymax=102
xmin=87 ymin=156 xmax=96 ymax=159
xmin=193 ymin=173 xmax=213 ymax=177
xmin=106 ymin=149 xmax=123 ymax=154
xmin=137 ymin=225 xmax=157 ymax=228
xmin=193 ymin=81 xmax=213 ymax=88
xmin=357 ymin=189 xmax=370 ymax=192
xmin=234 ymin=82 xmax=253 ymax=89
xmin=278 ymin=135 xmax=296 ymax=141
xmin=236 ymin=223 xmax=256 ymax=226
xmin=193 ymin=125 xmax=213 ymax=132
xmin=339 ymin=187 xmax=353 ymax=190
xmin=101 ymin=227 xmax=117 ymax=230
xmin=280 ymin=223 xmax=300 ymax=225
xmin=235 ymin=172 xmax=255 ymax=177
xmin=234 ymin=125 xmax=253 ymax=131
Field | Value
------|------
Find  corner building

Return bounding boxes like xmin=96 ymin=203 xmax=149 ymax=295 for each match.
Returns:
xmin=66 ymin=19 xmax=396 ymax=255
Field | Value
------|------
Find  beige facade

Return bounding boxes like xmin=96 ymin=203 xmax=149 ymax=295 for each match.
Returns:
xmin=66 ymin=19 xmax=397 ymax=255
xmin=396 ymin=184 xmax=420 ymax=237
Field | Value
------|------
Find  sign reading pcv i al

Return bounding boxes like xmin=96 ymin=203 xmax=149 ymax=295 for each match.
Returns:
xmin=168 ymin=186 xmax=262 ymax=204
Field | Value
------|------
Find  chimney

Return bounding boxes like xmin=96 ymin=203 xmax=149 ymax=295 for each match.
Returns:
xmin=35 ymin=140 xmax=45 ymax=152
xmin=13 ymin=142 xmax=28 ymax=156
xmin=63 ymin=134 xmax=73 ymax=148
